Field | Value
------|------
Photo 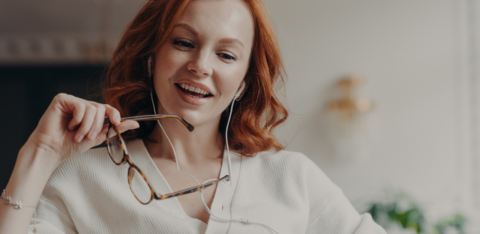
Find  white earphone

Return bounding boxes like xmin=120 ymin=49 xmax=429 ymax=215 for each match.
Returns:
xmin=235 ymin=81 xmax=246 ymax=101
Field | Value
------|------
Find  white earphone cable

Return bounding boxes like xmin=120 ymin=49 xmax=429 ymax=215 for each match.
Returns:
xmin=150 ymin=92 xmax=201 ymax=185
xmin=149 ymin=89 xmax=278 ymax=234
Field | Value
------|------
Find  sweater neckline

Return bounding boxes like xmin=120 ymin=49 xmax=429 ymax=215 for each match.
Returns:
xmin=125 ymin=138 xmax=243 ymax=233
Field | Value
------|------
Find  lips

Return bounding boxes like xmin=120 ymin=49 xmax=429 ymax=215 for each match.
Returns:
xmin=174 ymin=81 xmax=214 ymax=106
xmin=176 ymin=83 xmax=213 ymax=98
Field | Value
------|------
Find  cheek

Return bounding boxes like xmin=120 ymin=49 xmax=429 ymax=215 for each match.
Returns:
xmin=216 ymin=62 xmax=249 ymax=93
xmin=154 ymin=49 xmax=188 ymax=85
xmin=214 ymin=72 xmax=245 ymax=105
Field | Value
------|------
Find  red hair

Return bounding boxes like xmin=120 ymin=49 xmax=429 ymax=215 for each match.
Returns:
xmin=103 ymin=0 xmax=288 ymax=156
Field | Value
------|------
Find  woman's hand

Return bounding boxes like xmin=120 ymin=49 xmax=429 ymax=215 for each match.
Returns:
xmin=0 ymin=93 xmax=140 ymax=234
xmin=24 ymin=93 xmax=139 ymax=165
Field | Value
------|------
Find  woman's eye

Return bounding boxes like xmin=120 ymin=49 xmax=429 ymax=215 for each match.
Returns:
xmin=173 ymin=40 xmax=194 ymax=48
xmin=218 ymin=53 xmax=237 ymax=61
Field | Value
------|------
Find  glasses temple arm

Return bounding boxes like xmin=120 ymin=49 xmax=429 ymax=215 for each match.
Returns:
xmin=105 ymin=114 xmax=194 ymax=132
xmin=154 ymin=175 xmax=229 ymax=200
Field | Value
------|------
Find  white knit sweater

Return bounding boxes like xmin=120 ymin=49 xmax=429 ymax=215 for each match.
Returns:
xmin=29 ymin=139 xmax=386 ymax=234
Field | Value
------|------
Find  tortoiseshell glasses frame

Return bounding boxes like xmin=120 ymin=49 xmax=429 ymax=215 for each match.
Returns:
xmin=105 ymin=114 xmax=230 ymax=205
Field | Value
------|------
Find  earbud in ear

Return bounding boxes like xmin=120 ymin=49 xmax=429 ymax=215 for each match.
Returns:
xmin=148 ymin=56 xmax=153 ymax=78
xmin=235 ymin=81 xmax=246 ymax=100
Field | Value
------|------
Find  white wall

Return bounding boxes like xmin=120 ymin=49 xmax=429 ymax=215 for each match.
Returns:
xmin=264 ymin=0 xmax=477 ymax=225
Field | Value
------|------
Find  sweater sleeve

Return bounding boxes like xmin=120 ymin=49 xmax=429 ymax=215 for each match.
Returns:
xmin=28 ymin=197 xmax=77 ymax=234
xmin=302 ymin=156 xmax=386 ymax=234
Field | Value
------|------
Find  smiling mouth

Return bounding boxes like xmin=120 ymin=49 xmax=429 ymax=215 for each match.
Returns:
xmin=175 ymin=83 xmax=213 ymax=98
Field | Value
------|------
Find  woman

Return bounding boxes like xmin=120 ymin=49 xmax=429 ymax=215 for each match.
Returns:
xmin=0 ymin=0 xmax=386 ymax=233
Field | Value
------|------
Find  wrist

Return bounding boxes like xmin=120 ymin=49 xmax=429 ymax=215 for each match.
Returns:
xmin=20 ymin=138 xmax=63 ymax=168
xmin=4 ymin=144 xmax=61 ymax=206
xmin=17 ymin=142 xmax=63 ymax=175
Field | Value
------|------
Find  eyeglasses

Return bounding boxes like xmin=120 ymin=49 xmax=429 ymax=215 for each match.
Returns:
xmin=105 ymin=114 xmax=230 ymax=205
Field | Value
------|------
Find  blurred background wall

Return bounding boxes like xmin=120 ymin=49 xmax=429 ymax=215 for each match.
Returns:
xmin=267 ymin=0 xmax=477 ymax=232
xmin=1 ymin=0 xmax=479 ymax=232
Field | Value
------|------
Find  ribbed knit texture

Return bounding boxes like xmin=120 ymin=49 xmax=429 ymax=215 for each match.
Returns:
xmin=29 ymin=139 xmax=386 ymax=234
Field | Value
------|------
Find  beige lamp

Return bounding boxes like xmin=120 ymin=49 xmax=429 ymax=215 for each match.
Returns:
xmin=326 ymin=75 xmax=374 ymax=161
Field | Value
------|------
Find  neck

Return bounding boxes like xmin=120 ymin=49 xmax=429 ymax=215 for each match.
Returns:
xmin=144 ymin=117 xmax=225 ymax=164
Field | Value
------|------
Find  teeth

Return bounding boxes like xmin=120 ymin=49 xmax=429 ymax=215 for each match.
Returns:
xmin=179 ymin=83 xmax=211 ymax=96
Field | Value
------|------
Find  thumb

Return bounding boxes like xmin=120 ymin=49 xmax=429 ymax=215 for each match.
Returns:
xmin=100 ymin=120 xmax=140 ymax=140
xmin=117 ymin=120 xmax=140 ymax=134
xmin=93 ymin=121 xmax=140 ymax=147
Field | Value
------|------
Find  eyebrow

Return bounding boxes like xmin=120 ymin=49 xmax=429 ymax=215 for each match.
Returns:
xmin=174 ymin=23 xmax=244 ymax=48
xmin=174 ymin=23 xmax=198 ymax=37
xmin=218 ymin=38 xmax=244 ymax=48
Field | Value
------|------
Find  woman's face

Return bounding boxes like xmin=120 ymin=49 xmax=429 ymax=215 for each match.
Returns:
xmin=153 ymin=0 xmax=254 ymax=128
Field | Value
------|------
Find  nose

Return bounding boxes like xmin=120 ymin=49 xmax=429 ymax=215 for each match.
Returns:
xmin=187 ymin=51 xmax=212 ymax=77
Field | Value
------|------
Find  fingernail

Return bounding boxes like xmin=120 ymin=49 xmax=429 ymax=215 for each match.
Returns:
xmin=116 ymin=116 xmax=121 ymax=124
xmin=76 ymin=135 xmax=84 ymax=142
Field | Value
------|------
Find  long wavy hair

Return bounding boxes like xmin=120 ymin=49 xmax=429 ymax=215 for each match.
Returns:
xmin=103 ymin=0 xmax=288 ymax=156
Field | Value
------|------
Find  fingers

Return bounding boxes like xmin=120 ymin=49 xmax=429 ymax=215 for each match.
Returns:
xmin=77 ymin=103 xmax=125 ymax=142
xmin=53 ymin=94 xmax=138 ymax=143
xmin=104 ymin=104 xmax=121 ymax=126
xmin=68 ymin=102 xmax=86 ymax=131
xmin=74 ymin=104 xmax=97 ymax=142
xmin=86 ymin=104 xmax=125 ymax=141
xmin=77 ymin=104 xmax=139 ymax=144
xmin=52 ymin=94 xmax=86 ymax=131
xmin=86 ymin=104 xmax=105 ymax=140
xmin=92 ymin=104 xmax=123 ymax=141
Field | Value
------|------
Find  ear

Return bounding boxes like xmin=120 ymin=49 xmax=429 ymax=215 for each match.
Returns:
xmin=235 ymin=80 xmax=247 ymax=101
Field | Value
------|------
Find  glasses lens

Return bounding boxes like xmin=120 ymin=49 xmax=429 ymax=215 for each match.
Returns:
xmin=107 ymin=127 xmax=124 ymax=164
xmin=128 ymin=167 xmax=153 ymax=204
